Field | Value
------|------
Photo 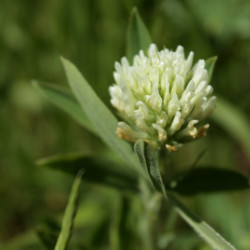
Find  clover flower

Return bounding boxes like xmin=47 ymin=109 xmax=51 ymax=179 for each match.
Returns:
xmin=109 ymin=44 xmax=216 ymax=151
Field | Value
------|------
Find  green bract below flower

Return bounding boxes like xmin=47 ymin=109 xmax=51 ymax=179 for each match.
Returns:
xmin=109 ymin=44 xmax=216 ymax=151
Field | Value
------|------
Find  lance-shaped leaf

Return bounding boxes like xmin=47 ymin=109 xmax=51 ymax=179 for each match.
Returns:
xmin=61 ymin=57 xmax=144 ymax=176
xmin=134 ymin=140 xmax=166 ymax=195
xmin=168 ymin=194 xmax=237 ymax=250
xmin=167 ymin=167 xmax=250 ymax=195
xmin=37 ymin=153 xmax=138 ymax=192
xmin=33 ymin=81 xmax=96 ymax=134
xmin=55 ymin=170 xmax=83 ymax=250
xmin=127 ymin=7 xmax=152 ymax=63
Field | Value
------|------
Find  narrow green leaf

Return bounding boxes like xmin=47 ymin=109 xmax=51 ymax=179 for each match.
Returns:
xmin=37 ymin=153 xmax=138 ymax=192
xmin=60 ymin=57 xmax=143 ymax=175
xmin=55 ymin=170 xmax=83 ymax=250
xmin=134 ymin=140 xmax=166 ymax=195
xmin=168 ymin=167 xmax=250 ymax=195
xmin=168 ymin=194 xmax=237 ymax=250
xmin=134 ymin=140 xmax=155 ymax=190
xmin=211 ymin=96 xmax=250 ymax=162
xmin=127 ymin=7 xmax=152 ymax=63
xmin=144 ymin=143 xmax=167 ymax=196
xmin=205 ymin=56 xmax=217 ymax=84
xmin=33 ymin=81 xmax=96 ymax=134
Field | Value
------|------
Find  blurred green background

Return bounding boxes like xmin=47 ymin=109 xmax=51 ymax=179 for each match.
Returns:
xmin=0 ymin=0 xmax=249 ymax=249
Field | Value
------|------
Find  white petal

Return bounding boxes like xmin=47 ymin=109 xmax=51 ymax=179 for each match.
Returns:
xmin=169 ymin=111 xmax=185 ymax=134
xmin=168 ymin=93 xmax=180 ymax=117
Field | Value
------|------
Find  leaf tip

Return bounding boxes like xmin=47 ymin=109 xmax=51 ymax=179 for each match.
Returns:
xmin=60 ymin=55 xmax=66 ymax=63
xmin=211 ymin=56 xmax=218 ymax=63
xmin=76 ymin=168 xmax=85 ymax=179
xmin=60 ymin=56 xmax=70 ymax=70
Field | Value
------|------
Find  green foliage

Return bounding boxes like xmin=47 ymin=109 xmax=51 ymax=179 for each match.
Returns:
xmin=168 ymin=194 xmax=237 ymax=250
xmin=126 ymin=8 xmax=237 ymax=249
xmin=37 ymin=153 xmax=138 ymax=192
xmin=55 ymin=170 xmax=83 ymax=250
xmin=134 ymin=140 xmax=166 ymax=195
xmin=60 ymin=57 xmax=143 ymax=176
xmin=134 ymin=137 xmax=237 ymax=249
xmin=1 ymin=0 xmax=250 ymax=250
xmin=168 ymin=167 xmax=250 ymax=195
xmin=211 ymin=96 xmax=250 ymax=162
xmin=36 ymin=220 xmax=61 ymax=249
xmin=205 ymin=56 xmax=217 ymax=84
xmin=33 ymin=81 xmax=96 ymax=133
xmin=126 ymin=7 xmax=152 ymax=63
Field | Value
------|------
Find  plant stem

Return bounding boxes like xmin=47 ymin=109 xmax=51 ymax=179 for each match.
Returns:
xmin=139 ymin=179 xmax=162 ymax=250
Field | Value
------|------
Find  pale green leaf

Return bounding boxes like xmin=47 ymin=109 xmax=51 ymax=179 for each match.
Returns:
xmin=127 ymin=7 xmax=152 ymax=63
xmin=33 ymin=81 xmax=96 ymax=134
xmin=60 ymin=57 xmax=143 ymax=175
xmin=168 ymin=194 xmax=237 ymax=250
xmin=55 ymin=170 xmax=83 ymax=250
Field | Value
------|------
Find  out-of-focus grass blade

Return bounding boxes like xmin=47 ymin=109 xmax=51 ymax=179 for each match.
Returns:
xmin=54 ymin=170 xmax=83 ymax=250
xmin=60 ymin=57 xmax=143 ymax=175
xmin=33 ymin=81 xmax=96 ymax=134
xmin=205 ymin=56 xmax=217 ymax=84
xmin=37 ymin=153 xmax=138 ymax=192
xmin=168 ymin=167 xmax=250 ymax=195
xmin=127 ymin=7 xmax=152 ymax=63
xmin=134 ymin=140 xmax=166 ymax=195
xmin=168 ymin=194 xmax=237 ymax=250
xmin=211 ymin=96 xmax=250 ymax=162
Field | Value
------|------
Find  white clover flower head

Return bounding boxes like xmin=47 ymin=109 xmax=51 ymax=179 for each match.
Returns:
xmin=109 ymin=44 xmax=216 ymax=151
